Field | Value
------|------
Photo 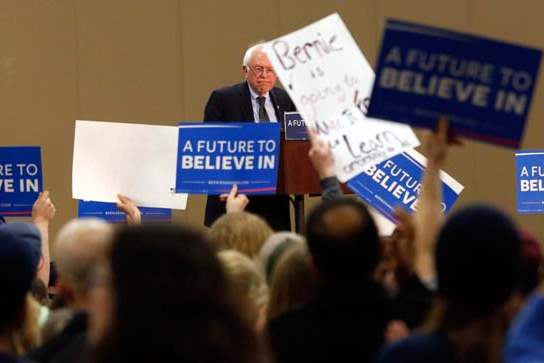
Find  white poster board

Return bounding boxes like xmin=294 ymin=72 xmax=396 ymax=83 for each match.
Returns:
xmin=72 ymin=120 xmax=188 ymax=210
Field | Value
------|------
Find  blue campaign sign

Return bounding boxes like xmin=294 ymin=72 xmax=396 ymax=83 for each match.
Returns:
xmin=175 ymin=123 xmax=281 ymax=195
xmin=78 ymin=200 xmax=172 ymax=223
xmin=367 ymin=19 xmax=542 ymax=148
xmin=347 ymin=151 xmax=463 ymax=222
xmin=284 ymin=112 xmax=309 ymax=141
xmin=515 ymin=151 xmax=544 ymax=214
xmin=0 ymin=147 xmax=43 ymax=216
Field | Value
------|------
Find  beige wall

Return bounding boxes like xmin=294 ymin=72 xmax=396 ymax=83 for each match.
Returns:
xmin=1 ymin=0 xmax=543 ymax=240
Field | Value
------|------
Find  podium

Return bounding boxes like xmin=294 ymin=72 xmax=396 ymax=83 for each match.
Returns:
xmin=276 ymin=131 xmax=350 ymax=234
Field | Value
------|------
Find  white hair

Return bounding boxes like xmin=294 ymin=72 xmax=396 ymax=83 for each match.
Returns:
xmin=242 ymin=42 xmax=266 ymax=66
xmin=54 ymin=218 xmax=113 ymax=296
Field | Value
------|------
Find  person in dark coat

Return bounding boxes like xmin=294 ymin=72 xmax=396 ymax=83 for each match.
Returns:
xmin=267 ymin=198 xmax=395 ymax=363
xmin=203 ymin=42 xmax=296 ymax=231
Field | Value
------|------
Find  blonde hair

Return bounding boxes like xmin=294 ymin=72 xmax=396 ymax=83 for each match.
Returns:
xmin=258 ymin=232 xmax=305 ymax=282
xmin=267 ymin=245 xmax=316 ymax=322
xmin=209 ymin=212 xmax=273 ymax=258
xmin=218 ymin=250 xmax=269 ymax=329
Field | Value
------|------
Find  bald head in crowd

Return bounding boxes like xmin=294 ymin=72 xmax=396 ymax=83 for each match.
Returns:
xmin=306 ymin=198 xmax=380 ymax=281
xmin=54 ymin=219 xmax=113 ymax=309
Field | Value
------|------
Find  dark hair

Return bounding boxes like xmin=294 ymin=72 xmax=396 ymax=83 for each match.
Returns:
xmin=427 ymin=204 xmax=522 ymax=363
xmin=0 ymin=223 xmax=37 ymax=333
xmin=93 ymin=224 xmax=263 ymax=363
xmin=306 ymin=199 xmax=380 ymax=280
xmin=436 ymin=204 xmax=522 ymax=318
xmin=30 ymin=278 xmax=50 ymax=306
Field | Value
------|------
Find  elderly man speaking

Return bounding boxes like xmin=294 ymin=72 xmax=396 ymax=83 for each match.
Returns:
xmin=203 ymin=42 xmax=296 ymax=231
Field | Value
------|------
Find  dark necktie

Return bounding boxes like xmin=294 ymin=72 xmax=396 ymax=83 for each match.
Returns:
xmin=257 ymin=96 xmax=270 ymax=122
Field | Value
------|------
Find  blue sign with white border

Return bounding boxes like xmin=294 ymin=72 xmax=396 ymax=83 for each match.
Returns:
xmin=0 ymin=147 xmax=43 ymax=216
xmin=78 ymin=200 xmax=171 ymax=223
xmin=284 ymin=112 xmax=309 ymax=140
xmin=368 ymin=19 xmax=542 ymax=148
xmin=347 ymin=150 xmax=463 ymax=222
xmin=175 ymin=122 xmax=280 ymax=195
xmin=515 ymin=151 xmax=544 ymax=214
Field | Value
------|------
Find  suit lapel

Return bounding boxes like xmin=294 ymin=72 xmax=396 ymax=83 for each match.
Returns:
xmin=239 ymin=82 xmax=255 ymax=122
xmin=269 ymin=88 xmax=284 ymax=122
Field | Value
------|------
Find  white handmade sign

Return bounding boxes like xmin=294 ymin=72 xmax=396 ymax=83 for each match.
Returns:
xmin=263 ymin=13 xmax=419 ymax=182
xmin=73 ymin=120 xmax=188 ymax=210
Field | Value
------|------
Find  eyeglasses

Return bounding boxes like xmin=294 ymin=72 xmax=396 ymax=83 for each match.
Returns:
xmin=246 ymin=64 xmax=275 ymax=76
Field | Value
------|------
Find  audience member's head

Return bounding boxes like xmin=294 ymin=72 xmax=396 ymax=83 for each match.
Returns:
xmin=417 ymin=205 xmax=524 ymax=363
xmin=0 ymin=223 xmax=39 ymax=343
xmin=267 ymin=244 xmax=316 ymax=322
xmin=209 ymin=211 xmax=273 ymax=258
xmin=436 ymin=204 xmax=522 ymax=318
xmin=218 ymin=250 xmax=269 ymax=331
xmin=90 ymin=224 xmax=263 ymax=363
xmin=53 ymin=218 xmax=113 ymax=309
xmin=306 ymin=199 xmax=380 ymax=282
xmin=258 ymin=232 xmax=305 ymax=282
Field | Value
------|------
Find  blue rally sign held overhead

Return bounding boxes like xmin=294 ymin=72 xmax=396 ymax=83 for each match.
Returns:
xmin=515 ymin=151 xmax=544 ymax=214
xmin=78 ymin=200 xmax=172 ymax=223
xmin=347 ymin=150 xmax=463 ymax=223
xmin=368 ymin=19 xmax=542 ymax=148
xmin=175 ymin=123 xmax=281 ymax=195
xmin=0 ymin=147 xmax=43 ymax=217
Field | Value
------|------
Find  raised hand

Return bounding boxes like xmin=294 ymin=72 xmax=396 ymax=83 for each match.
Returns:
xmin=220 ymin=184 xmax=249 ymax=214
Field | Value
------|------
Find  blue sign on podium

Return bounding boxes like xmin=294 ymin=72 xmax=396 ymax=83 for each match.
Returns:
xmin=515 ymin=151 xmax=544 ymax=214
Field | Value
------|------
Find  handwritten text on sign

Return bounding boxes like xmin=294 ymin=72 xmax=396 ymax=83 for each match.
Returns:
xmin=319 ymin=106 xmax=420 ymax=182
xmin=263 ymin=14 xmax=419 ymax=181
xmin=263 ymin=13 xmax=381 ymax=128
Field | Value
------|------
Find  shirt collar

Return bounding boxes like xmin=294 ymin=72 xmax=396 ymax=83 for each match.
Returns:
xmin=247 ymin=83 xmax=270 ymax=100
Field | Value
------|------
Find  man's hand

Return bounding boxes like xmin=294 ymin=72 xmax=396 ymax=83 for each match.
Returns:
xmin=424 ymin=117 xmax=461 ymax=167
xmin=308 ymin=128 xmax=336 ymax=179
xmin=117 ymin=194 xmax=142 ymax=225
xmin=32 ymin=191 xmax=56 ymax=225
xmin=220 ymin=184 xmax=249 ymax=214
xmin=32 ymin=191 xmax=55 ymax=287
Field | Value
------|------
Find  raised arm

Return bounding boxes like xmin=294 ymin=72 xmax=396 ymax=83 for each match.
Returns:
xmin=32 ymin=191 xmax=56 ymax=286
xmin=307 ymin=128 xmax=343 ymax=201
xmin=412 ymin=118 xmax=459 ymax=283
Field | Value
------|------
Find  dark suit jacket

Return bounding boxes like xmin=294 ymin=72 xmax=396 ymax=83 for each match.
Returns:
xmin=268 ymin=280 xmax=395 ymax=363
xmin=203 ymin=82 xmax=296 ymax=231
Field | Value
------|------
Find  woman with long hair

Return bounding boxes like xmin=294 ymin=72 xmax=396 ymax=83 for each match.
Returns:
xmin=89 ymin=224 xmax=266 ymax=363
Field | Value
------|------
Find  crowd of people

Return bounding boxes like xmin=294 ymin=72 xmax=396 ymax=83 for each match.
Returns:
xmin=0 ymin=119 xmax=543 ymax=363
